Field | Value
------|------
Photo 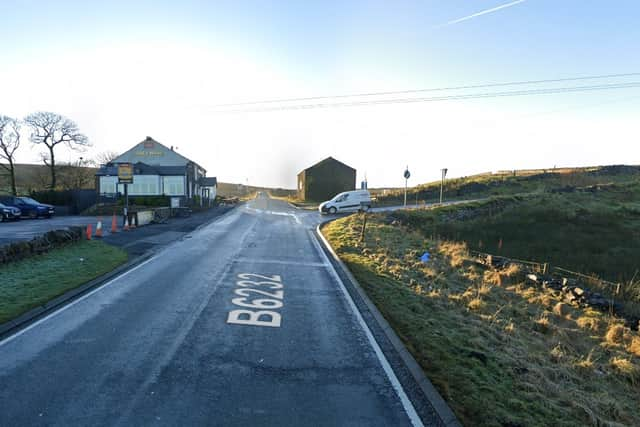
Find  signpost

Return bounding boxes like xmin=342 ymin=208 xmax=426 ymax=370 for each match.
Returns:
xmin=440 ymin=168 xmax=448 ymax=204
xmin=403 ymin=166 xmax=410 ymax=207
xmin=118 ymin=163 xmax=134 ymax=225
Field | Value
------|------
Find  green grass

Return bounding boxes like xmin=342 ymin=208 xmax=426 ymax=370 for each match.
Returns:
xmin=374 ymin=165 xmax=640 ymax=206
xmin=391 ymin=184 xmax=640 ymax=284
xmin=323 ymin=215 xmax=640 ymax=427
xmin=0 ymin=240 xmax=128 ymax=324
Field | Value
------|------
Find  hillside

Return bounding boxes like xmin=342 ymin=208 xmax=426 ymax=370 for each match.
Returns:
xmin=323 ymin=215 xmax=640 ymax=426
xmin=389 ymin=182 xmax=640 ymax=284
xmin=373 ymin=165 xmax=640 ymax=206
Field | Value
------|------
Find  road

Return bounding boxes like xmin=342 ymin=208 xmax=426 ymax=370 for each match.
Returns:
xmin=0 ymin=193 xmax=428 ymax=426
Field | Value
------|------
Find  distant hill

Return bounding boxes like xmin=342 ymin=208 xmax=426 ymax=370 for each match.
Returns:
xmin=0 ymin=163 xmax=296 ymax=197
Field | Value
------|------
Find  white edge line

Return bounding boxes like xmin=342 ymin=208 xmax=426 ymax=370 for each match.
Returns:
xmin=309 ymin=228 xmax=424 ymax=427
xmin=0 ymin=206 xmax=240 ymax=347
xmin=0 ymin=255 xmax=158 ymax=348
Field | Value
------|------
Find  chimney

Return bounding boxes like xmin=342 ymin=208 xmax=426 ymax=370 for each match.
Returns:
xmin=171 ymin=146 xmax=174 ymax=151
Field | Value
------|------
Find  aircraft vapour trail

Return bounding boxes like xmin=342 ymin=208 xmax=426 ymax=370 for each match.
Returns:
xmin=436 ymin=0 xmax=527 ymax=28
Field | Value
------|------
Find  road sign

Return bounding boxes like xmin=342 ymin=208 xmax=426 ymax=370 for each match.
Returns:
xmin=404 ymin=169 xmax=411 ymax=179
xmin=118 ymin=163 xmax=134 ymax=184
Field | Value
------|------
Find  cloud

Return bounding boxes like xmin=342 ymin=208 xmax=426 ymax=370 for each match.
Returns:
xmin=436 ymin=0 xmax=527 ymax=28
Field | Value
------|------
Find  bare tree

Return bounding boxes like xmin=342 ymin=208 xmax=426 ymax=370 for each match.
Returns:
xmin=23 ymin=112 xmax=90 ymax=190
xmin=0 ymin=115 xmax=21 ymax=195
xmin=58 ymin=157 xmax=96 ymax=190
xmin=95 ymin=150 xmax=120 ymax=165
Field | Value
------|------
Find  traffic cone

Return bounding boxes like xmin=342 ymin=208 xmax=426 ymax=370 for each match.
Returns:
xmin=86 ymin=224 xmax=92 ymax=240
xmin=95 ymin=217 xmax=103 ymax=238
xmin=111 ymin=213 xmax=118 ymax=233
xmin=123 ymin=216 xmax=130 ymax=231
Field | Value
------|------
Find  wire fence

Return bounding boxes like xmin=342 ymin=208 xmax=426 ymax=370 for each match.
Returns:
xmin=469 ymin=250 xmax=622 ymax=295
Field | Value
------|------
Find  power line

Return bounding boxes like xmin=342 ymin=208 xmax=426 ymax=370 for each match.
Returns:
xmin=213 ymin=72 xmax=640 ymax=108
xmin=217 ymin=81 xmax=640 ymax=113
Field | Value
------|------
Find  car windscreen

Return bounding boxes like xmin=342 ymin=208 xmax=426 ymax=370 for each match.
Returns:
xmin=18 ymin=197 xmax=39 ymax=205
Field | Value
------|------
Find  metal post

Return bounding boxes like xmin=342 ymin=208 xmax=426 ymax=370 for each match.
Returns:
xmin=404 ymin=178 xmax=407 ymax=207
xmin=403 ymin=166 xmax=410 ymax=208
xmin=123 ymin=183 xmax=129 ymax=226
xmin=440 ymin=168 xmax=448 ymax=204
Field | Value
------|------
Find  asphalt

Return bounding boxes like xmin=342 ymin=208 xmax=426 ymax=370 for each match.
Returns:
xmin=0 ymin=194 xmax=439 ymax=426
xmin=0 ymin=215 xmax=100 ymax=246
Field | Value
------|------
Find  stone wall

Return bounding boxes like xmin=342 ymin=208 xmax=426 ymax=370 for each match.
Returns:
xmin=0 ymin=227 xmax=84 ymax=265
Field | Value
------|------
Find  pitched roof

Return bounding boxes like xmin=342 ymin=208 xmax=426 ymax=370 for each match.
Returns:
xmin=110 ymin=136 xmax=204 ymax=170
xmin=300 ymin=157 xmax=355 ymax=174
xmin=198 ymin=177 xmax=218 ymax=186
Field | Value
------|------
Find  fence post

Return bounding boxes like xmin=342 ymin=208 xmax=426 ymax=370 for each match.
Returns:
xmin=360 ymin=211 xmax=368 ymax=243
xmin=542 ymin=263 xmax=549 ymax=275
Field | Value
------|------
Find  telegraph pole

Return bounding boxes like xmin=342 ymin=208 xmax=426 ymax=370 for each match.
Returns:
xmin=403 ymin=166 xmax=410 ymax=207
xmin=440 ymin=168 xmax=448 ymax=204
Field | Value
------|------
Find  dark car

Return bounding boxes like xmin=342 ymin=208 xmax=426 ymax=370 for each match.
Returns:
xmin=0 ymin=196 xmax=55 ymax=219
xmin=0 ymin=202 xmax=21 ymax=222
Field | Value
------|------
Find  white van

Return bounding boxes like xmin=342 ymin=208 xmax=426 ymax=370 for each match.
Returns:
xmin=319 ymin=190 xmax=372 ymax=214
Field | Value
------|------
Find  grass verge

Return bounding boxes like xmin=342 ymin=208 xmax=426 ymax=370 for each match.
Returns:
xmin=323 ymin=214 xmax=640 ymax=427
xmin=0 ymin=240 xmax=128 ymax=324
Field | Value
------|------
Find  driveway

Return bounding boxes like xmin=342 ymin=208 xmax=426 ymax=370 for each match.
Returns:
xmin=0 ymin=216 xmax=101 ymax=246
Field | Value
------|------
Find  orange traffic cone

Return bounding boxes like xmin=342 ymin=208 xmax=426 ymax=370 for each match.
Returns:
xmin=123 ymin=216 xmax=130 ymax=231
xmin=111 ymin=213 xmax=118 ymax=233
xmin=95 ymin=217 xmax=103 ymax=238
xmin=86 ymin=224 xmax=92 ymax=240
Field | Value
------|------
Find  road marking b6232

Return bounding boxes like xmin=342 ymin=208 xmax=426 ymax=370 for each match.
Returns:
xmin=227 ymin=273 xmax=283 ymax=327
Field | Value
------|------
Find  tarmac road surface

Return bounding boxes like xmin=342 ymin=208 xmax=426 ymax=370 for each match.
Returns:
xmin=0 ymin=193 xmax=432 ymax=426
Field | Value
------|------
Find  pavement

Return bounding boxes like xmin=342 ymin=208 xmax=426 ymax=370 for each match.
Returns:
xmin=0 ymin=194 xmax=443 ymax=426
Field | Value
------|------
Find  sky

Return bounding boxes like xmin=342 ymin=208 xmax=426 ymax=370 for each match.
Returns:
xmin=1 ymin=0 xmax=639 ymax=189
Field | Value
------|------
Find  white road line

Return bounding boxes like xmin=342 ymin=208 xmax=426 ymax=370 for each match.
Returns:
xmin=234 ymin=257 xmax=329 ymax=268
xmin=309 ymin=229 xmax=424 ymax=427
xmin=0 ymin=255 xmax=158 ymax=348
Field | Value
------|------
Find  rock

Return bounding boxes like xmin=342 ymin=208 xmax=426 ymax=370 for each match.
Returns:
xmin=573 ymin=287 xmax=585 ymax=297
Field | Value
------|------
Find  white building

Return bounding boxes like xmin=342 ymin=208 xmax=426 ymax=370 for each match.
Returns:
xmin=96 ymin=136 xmax=216 ymax=202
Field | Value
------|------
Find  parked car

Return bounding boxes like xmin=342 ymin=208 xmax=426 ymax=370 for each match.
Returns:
xmin=0 ymin=196 xmax=55 ymax=219
xmin=0 ymin=202 xmax=21 ymax=222
xmin=319 ymin=190 xmax=372 ymax=214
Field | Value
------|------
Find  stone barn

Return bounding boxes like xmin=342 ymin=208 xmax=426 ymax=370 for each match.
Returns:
xmin=297 ymin=157 xmax=356 ymax=202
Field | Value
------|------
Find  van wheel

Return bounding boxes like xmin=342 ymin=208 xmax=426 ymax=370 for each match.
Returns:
xmin=329 ymin=207 xmax=337 ymax=214
xmin=362 ymin=204 xmax=371 ymax=212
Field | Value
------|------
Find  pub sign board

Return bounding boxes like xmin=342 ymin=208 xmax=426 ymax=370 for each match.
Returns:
xmin=118 ymin=163 xmax=134 ymax=184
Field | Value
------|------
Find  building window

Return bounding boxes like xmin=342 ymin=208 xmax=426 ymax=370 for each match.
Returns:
xmin=163 ymin=176 xmax=185 ymax=195
xmin=118 ymin=175 xmax=159 ymax=195
xmin=100 ymin=176 xmax=118 ymax=194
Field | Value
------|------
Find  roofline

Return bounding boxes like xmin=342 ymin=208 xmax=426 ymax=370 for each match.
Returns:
xmin=299 ymin=156 xmax=356 ymax=174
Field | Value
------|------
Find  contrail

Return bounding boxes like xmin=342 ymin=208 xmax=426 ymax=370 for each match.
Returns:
xmin=436 ymin=0 xmax=527 ymax=28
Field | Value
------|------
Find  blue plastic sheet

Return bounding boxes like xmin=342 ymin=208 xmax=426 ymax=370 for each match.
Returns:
xmin=420 ymin=252 xmax=430 ymax=263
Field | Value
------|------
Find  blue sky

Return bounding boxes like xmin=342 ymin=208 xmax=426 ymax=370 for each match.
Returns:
xmin=2 ymin=1 xmax=639 ymax=187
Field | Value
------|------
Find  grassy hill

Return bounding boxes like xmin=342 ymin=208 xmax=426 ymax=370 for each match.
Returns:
xmin=389 ymin=182 xmax=640 ymax=284
xmin=373 ymin=165 xmax=640 ymax=206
